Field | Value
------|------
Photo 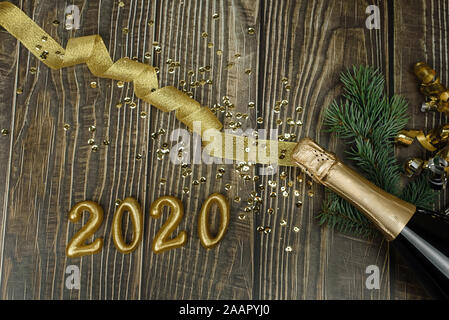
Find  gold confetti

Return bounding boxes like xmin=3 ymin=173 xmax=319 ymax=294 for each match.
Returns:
xmin=234 ymin=196 xmax=241 ymax=203
xmin=225 ymin=184 xmax=231 ymax=191
xmin=90 ymin=81 xmax=97 ymax=88
xmin=280 ymin=219 xmax=287 ymax=226
xmin=89 ymin=125 xmax=96 ymax=132
xmin=136 ymin=153 xmax=142 ymax=160
xmin=115 ymin=103 xmax=123 ymax=109
xmin=245 ymin=69 xmax=251 ymax=75
xmin=63 ymin=124 xmax=71 ymax=131
xmin=267 ymin=208 xmax=274 ymax=215
xmin=115 ymin=199 xmax=122 ymax=206
xmin=103 ymin=139 xmax=109 ymax=145
xmin=144 ymin=52 xmax=151 ymax=59
xmin=207 ymin=42 xmax=214 ymax=48
xmin=216 ymin=49 xmax=223 ymax=56
xmin=1 ymin=129 xmax=9 ymax=136
xmin=88 ymin=138 xmax=95 ymax=145
xmin=91 ymin=145 xmax=99 ymax=152
xmin=16 ymin=88 xmax=23 ymax=94
xmin=293 ymin=226 xmax=300 ymax=232
xmin=247 ymin=27 xmax=255 ymax=35
xmin=52 ymin=20 xmax=60 ymax=26
xmin=285 ymin=246 xmax=292 ymax=252
xmin=122 ymin=27 xmax=129 ymax=34
xmin=295 ymin=201 xmax=303 ymax=208
xmin=256 ymin=117 xmax=264 ymax=124
xmin=159 ymin=178 xmax=167 ymax=185
xmin=238 ymin=214 xmax=246 ymax=220
xmin=201 ymin=31 xmax=208 ymax=38
xmin=148 ymin=20 xmax=154 ymax=26
xmin=118 ymin=1 xmax=125 ymax=8
xmin=212 ymin=13 xmax=219 ymax=19
xmin=307 ymin=190 xmax=314 ymax=197
xmin=41 ymin=36 xmax=48 ymax=42
xmin=29 ymin=67 xmax=37 ymax=74
xmin=129 ymin=102 xmax=137 ymax=109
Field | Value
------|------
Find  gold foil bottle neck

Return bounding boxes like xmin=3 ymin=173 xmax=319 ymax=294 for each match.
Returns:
xmin=291 ymin=138 xmax=416 ymax=241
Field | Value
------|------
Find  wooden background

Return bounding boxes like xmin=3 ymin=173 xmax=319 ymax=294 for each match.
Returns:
xmin=0 ymin=0 xmax=447 ymax=299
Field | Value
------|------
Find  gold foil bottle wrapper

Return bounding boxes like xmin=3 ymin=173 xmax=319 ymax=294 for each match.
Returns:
xmin=291 ymin=138 xmax=416 ymax=241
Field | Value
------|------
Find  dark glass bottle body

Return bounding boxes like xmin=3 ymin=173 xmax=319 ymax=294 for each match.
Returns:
xmin=392 ymin=208 xmax=449 ymax=299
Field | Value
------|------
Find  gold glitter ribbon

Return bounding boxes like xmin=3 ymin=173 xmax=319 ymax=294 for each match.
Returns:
xmin=0 ymin=2 xmax=299 ymax=167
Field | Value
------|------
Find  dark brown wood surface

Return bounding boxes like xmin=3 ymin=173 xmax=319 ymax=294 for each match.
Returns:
xmin=0 ymin=0 xmax=445 ymax=299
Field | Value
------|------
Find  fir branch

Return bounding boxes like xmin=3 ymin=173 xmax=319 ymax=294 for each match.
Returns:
xmin=320 ymin=66 xmax=437 ymax=238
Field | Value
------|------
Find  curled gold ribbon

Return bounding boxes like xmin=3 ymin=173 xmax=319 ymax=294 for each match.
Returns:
xmin=0 ymin=2 xmax=299 ymax=167
xmin=397 ymin=129 xmax=438 ymax=152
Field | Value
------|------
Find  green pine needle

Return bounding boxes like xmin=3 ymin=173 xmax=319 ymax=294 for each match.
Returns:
xmin=321 ymin=66 xmax=437 ymax=238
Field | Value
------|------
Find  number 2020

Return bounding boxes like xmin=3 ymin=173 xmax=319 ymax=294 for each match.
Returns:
xmin=66 ymin=193 xmax=230 ymax=258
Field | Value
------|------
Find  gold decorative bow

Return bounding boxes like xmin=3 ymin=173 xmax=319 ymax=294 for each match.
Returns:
xmin=0 ymin=1 xmax=300 ymax=167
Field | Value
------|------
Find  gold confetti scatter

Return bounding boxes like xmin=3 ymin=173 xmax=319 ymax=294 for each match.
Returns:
xmin=285 ymin=85 xmax=291 ymax=91
xmin=257 ymin=226 xmax=264 ymax=232
xmin=285 ymin=246 xmax=292 ymax=252
xmin=234 ymin=53 xmax=241 ymax=59
xmin=248 ymin=102 xmax=255 ymax=108
xmin=256 ymin=117 xmax=264 ymax=124
xmin=207 ymin=42 xmax=214 ymax=48
xmin=148 ymin=20 xmax=154 ymax=26
xmin=216 ymin=49 xmax=223 ymax=56
xmin=129 ymin=102 xmax=137 ymax=109
xmin=245 ymin=69 xmax=251 ymax=75
xmin=103 ymin=139 xmax=109 ymax=145
xmin=117 ymin=81 xmax=125 ymax=88
xmin=1 ymin=129 xmax=9 ymax=136
xmin=200 ymin=177 xmax=207 ymax=183
xmin=281 ymin=77 xmax=288 ymax=84
xmin=226 ymin=62 xmax=234 ymax=69
xmin=16 ymin=88 xmax=23 ymax=94
xmin=247 ymin=27 xmax=255 ymax=34
xmin=182 ymin=187 xmax=190 ymax=194
xmin=224 ymin=184 xmax=231 ymax=191
xmin=201 ymin=32 xmax=208 ymax=38
xmin=293 ymin=226 xmax=300 ymax=233
xmin=140 ymin=111 xmax=147 ymax=119
xmin=276 ymin=119 xmax=283 ymax=125
xmin=136 ymin=153 xmax=142 ymax=160
xmin=296 ymin=106 xmax=303 ymax=113
xmin=234 ymin=196 xmax=241 ymax=203
xmin=41 ymin=36 xmax=47 ymax=42
xmin=118 ymin=1 xmax=125 ymax=8
xmin=122 ymin=27 xmax=129 ymax=34
xmin=280 ymin=219 xmax=287 ymax=226
xmin=89 ymin=125 xmax=96 ymax=132
xmin=29 ymin=67 xmax=37 ymax=74
xmin=159 ymin=178 xmax=167 ymax=185
xmin=88 ymin=138 xmax=95 ymax=145
xmin=294 ymin=190 xmax=300 ymax=197
xmin=116 ymin=103 xmax=123 ymax=109
xmin=264 ymin=227 xmax=271 ymax=234
xmin=91 ymin=145 xmax=99 ymax=152
xmin=192 ymin=179 xmax=199 ymax=186
xmin=267 ymin=208 xmax=274 ymax=215
xmin=296 ymin=201 xmax=303 ymax=208
xmin=238 ymin=214 xmax=246 ymax=220
xmin=296 ymin=175 xmax=303 ymax=183
xmin=307 ymin=190 xmax=314 ymax=197
xmin=168 ymin=67 xmax=175 ymax=74
xmin=63 ymin=124 xmax=70 ymax=131
xmin=212 ymin=13 xmax=219 ymax=19
xmin=90 ymin=81 xmax=97 ymax=88
xmin=52 ymin=20 xmax=60 ymax=26
xmin=115 ymin=199 xmax=122 ymax=206
xmin=144 ymin=52 xmax=151 ymax=59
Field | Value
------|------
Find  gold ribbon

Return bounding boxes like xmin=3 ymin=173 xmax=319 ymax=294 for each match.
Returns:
xmin=0 ymin=1 xmax=299 ymax=167
xmin=397 ymin=130 xmax=437 ymax=152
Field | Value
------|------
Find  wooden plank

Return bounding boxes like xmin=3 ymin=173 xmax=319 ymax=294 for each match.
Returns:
xmin=140 ymin=0 xmax=258 ymax=299
xmin=391 ymin=0 xmax=449 ymax=299
xmin=256 ymin=0 xmax=392 ymax=299
xmin=0 ymin=0 xmax=155 ymax=299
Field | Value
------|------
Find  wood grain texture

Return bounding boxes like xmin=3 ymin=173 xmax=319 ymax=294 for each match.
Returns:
xmin=0 ymin=0 xmax=442 ymax=299
xmin=391 ymin=0 xmax=449 ymax=300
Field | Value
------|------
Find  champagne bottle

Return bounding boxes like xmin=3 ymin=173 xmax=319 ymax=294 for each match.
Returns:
xmin=292 ymin=138 xmax=449 ymax=299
